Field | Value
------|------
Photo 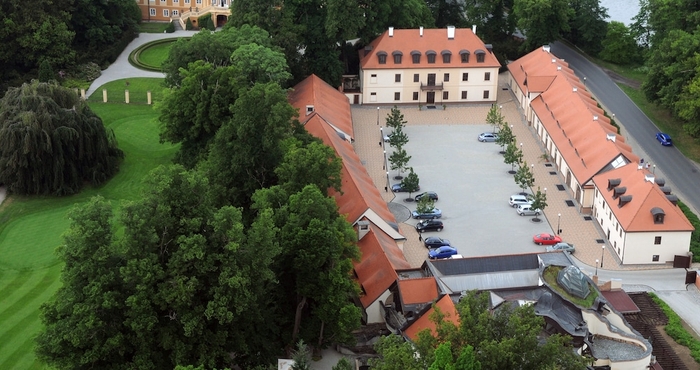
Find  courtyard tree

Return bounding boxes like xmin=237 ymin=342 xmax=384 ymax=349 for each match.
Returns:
xmin=416 ymin=194 xmax=436 ymax=213
xmin=389 ymin=147 xmax=411 ymax=179
xmin=495 ymin=123 xmax=514 ymax=153
xmin=530 ymin=186 xmax=548 ymax=222
xmin=387 ymin=125 xmax=409 ymax=149
xmin=503 ymin=142 xmax=523 ymax=174
xmin=401 ymin=168 xmax=420 ymax=199
xmin=485 ymin=104 xmax=504 ymax=133
xmin=0 ymin=81 xmax=124 ymax=195
xmin=514 ymin=160 xmax=535 ymax=194
xmin=386 ymin=105 xmax=408 ymax=130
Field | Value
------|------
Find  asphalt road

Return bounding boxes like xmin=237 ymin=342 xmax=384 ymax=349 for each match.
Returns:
xmin=550 ymin=42 xmax=700 ymax=215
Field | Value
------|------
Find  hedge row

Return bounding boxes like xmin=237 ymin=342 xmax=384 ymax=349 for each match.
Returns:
xmin=128 ymin=38 xmax=180 ymax=72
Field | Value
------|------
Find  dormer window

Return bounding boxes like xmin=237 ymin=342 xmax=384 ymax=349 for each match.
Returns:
xmin=392 ymin=50 xmax=403 ymax=64
xmin=377 ymin=51 xmax=387 ymax=64
xmin=475 ymin=49 xmax=486 ymax=63
xmin=441 ymin=50 xmax=452 ymax=63
xmin=411 ymin=50 xmax=421 ymax=64
xmin=426 ymin=50 xmax=436 ymax=64
xmin=460 ymin=50 xmax=470 ymax=63
xmin=651 ymin=207 xmax=665 ymax=224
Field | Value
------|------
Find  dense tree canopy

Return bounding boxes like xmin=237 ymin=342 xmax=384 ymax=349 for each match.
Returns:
xmin=565 ymin=0 xmax=609 ymax=55
xmin=514 ymin=0 xmax=573 ymax=51
xmin=599 ymin=21 xmax=642 ymax=65
xmin=0 ymin=81 xmax=123 ymax=195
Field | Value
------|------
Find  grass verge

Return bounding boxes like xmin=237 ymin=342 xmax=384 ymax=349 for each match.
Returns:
xmin=138 ymin=22 xmax=170 ymax=33
xmin=543 ymin=266 xmax=598 ymax=308
xmin=649 ymin=293 xmax=700 ymax=363
xmin=87 ymin=77 xmax=167 ymax=105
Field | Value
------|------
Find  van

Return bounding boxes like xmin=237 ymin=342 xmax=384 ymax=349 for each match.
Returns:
xmin=509 ymin=194 xmax=533 ymax=208
xmin=516 ymin=204 xmax=541 ymax=216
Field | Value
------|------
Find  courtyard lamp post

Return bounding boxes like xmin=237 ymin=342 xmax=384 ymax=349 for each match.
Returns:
xmin=601 ymin=245 xmax=605 ymax=268
xmin=595 ymin=259 xmax=599 ymax=276
xmin=557 ymin=213 xmax=561 ymax=235
xmin=377 ymin=107 xmax=380 ymax=125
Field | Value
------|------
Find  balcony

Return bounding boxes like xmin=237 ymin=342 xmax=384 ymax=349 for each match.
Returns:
xmin=420 ymin=82 xmax=443 ymax=91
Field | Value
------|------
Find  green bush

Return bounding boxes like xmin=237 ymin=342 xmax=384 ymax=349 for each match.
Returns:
xmin=649 ymin=293 xmax=700 ymax=363
xmin=185 ymin=18 xmax=194 ymax=30
xmin=166 ymin=21 xmax=175 ymax=33
xmin=197 ymin=15 xmax=214 ymax=31
xmin=677 ymin=200 xmax=700 ymax=262
xmin=38 ymin=60 xmax=54 ymax=82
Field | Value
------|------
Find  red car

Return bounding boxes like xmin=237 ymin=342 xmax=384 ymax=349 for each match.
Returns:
xmin=533 ymin=233 xmax=562 ymax=245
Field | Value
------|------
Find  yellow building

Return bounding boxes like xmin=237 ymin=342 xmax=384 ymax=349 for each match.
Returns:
xmin=136 ymin=0 xmax=231 ymax=28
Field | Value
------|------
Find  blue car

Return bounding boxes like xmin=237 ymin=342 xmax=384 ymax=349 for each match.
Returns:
xmin=656 ymin=132 xmax=672 ymax=146
xmin=428 ymin=246 xmax=458 ymax=259
xmin=412 ymin=208 xmax=442 ymax=219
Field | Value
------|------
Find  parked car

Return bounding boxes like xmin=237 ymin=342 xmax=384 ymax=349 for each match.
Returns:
xmin=546 ymin=242 xmax=575 ymax=253
xmin=415 ymin=219 xmax=444 ymax=232
xmin=392 ymin=183 xmax=420 ymax=192
xmin=428 ymin=246 xmax=459 ymax=259
xmin=516 ymin=204 xmax=541 ymax=216
xmin=424 ymin=236 xmax=451 ymax=249
xmin=415 ymin=191 xmax=439 ymax=201
xmin=533 ymin=233 xmax=563 ymax=245
xmin=412 ymin=208 xmax=442 ymax=219
xmin=656 ymin=132 xmax=672 ymax=146
xmin=383 ymin=133 xmax=393 ymax=142
xmin=478 ymin=132 xmax=499 ymax=142
xmin=509 ymin=194 xmax=533 ymax=208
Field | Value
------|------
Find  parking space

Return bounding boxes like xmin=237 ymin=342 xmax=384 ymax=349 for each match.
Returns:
xmin=389 ymin=124 xmax=554 ymax=258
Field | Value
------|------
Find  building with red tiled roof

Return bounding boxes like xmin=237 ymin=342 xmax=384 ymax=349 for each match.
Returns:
xmin=592 ymin=163 xmax=694 ymax=264
xmin=358 ymin=26 xmax=500 ymax=105
xmin=507 ymin=46 xmax=694 ymax=264
xmin=402 ymin=295 xmax=459 ymax=342
xmin=289 ymin=75 xmax=411 ymax=323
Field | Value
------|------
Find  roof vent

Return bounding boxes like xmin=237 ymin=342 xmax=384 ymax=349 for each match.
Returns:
xmin=573 ymin=87 xmax=578 ymax=92
xmin=606 ymin=133 xmax=616 ymax=142
xmin=618 ymin=195 xmax=632 ymax=208
xmin=305 ymin=105 xmax=314 ymax=115
xmin=357 ymin=220 xmax=370 ymax=239
xmin=607 ymin=178 xmax=621 ymax=190
xmin=447 ymin=26 xmax=455 ymax=39
xmin=593 ymin=115 xmax=599 ymax=121
xmin=655 ymin=178 xmax=666 ymax=186
xmin=420 ymin=26 xmax=423 ymax=37
xmin=557 ymin=66 xmax=562 ymax=70
xmin=666 ymin=194 xmax=679 ymax=205
xmin=388 ymin=27 xmax=394 ymax=37
xmin=551 ymin=58 xmax=557 ymax=63
xmin=645 ymin=174 xmax=655 ymax=183
xmin=543 ymin=45 xmax=551 ymax=53
xmin=613 ymin=186 xmax=627 ymax=199
xmin=659 ymin=186 xmax=672 ymax=195
xmin=638 ymin=163 xmax=644 ymax=170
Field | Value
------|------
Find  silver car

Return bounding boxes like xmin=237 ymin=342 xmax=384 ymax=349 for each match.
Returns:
xmin=509 ymin=194 xmax=533 ymax=208
xmin=478 ymin=132 xmax=499 ymax=142
xmin=516 ymin=204 xmax=541 ymax=216
xmin=546 ymin=242 xmax=575 ymax=253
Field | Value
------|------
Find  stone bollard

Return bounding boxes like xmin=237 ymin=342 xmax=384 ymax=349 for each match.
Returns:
xmin=147 ymin=91 xmax=152 ymax=105
xmin=125 ymin=90 xmax=130 ymax=104
xmin=80 ymin=89 xmax=86 ymax=100
xmin=103 ymin=89 xmax=108 ymax=103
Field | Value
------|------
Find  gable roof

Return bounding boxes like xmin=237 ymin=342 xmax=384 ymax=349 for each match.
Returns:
xmin=360 ymin=28 xmax=500 ymax=70
xmin=592 ymin=163 xmax=694 ymax=232
xmin=510 ymin=47 xmax=639 ymax=185
xmin=355 ymin=227 xmax=411 ymax=308
xmin=403 ymin=295 xmax=459 ymax=342
xmin=288 ymin=74 xmax=354 ymax=138
xmin=398 ymin=277 xmax=439 ymax=305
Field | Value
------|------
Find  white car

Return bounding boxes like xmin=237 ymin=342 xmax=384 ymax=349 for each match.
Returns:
xmin=478 ymin=132 xmax=499 ymax=142
xmin=509 ymin=194 xmax=533 ymax=208
xmin=516 ymin=204 xmax=541 ymax=216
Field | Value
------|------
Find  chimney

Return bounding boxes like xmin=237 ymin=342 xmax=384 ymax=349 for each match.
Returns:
xmin=543 ymin=45 xmax=551 ymax=53
xmin=606 ymin=133 xmax=616 ymax=142
xmin=593 ymin=115 xmax=599 ymax=121
xmin=557 ymin=66 xmax=562 ymax=70
xmin=447 ymin=26 xmax=455 ymax=39
xmin=389 ymin=27 xmax=394 ymax=37
xmin=618 ymin=195 xmax=632 ymax=208
xmin=607 ymin=178 xmax=621 ymax=190
xmin=645 ymin=174 xmax=655 ymax=183
xmin=420 ymin=26 xmax=423 ymax=37
xmin=356 ymin=220 xmax=370 ymax=240
xmin=472 ymin=24 xmax=477 ymax=34
xmin=305 ymin=105 xmax=314 ymax=115
xmin=551 ymin=58 xmax=556 ymax=63
xmin=573 ymin=87 xmax=578 ymax=92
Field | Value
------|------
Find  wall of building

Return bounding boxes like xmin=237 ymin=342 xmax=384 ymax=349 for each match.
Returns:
xmin=623 ymin=231 xmax=691 ymax=264
xmin=366 ymin=290 xmax=392 ymax=324
xmin=136 ymin=0 xmax=229 ymax=23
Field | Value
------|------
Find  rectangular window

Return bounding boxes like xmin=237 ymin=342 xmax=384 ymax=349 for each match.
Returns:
xmin=477 ymin=53 xmax=485 ymax=63
xmin=196 ymin=0 xmax=202 ymax=4
xmin=482 ymin=90 xmax=489 ymax=99
xmin=185 ymin=0 xmax=190 ymax=3
xmin=150 ymin=8 xmax=156 ymax=16
xmin=163 ymin=9 xmax=169 ymax=16
xmin=370 ymin=92 xmax=377 ymax=102
xmin=461 ymin=53 xmax=469 ymax=63
xmin=413 ymin=74 xmax=419 ymax=83
xmin=174 ymin=0 xmax=179 ymax=2
xmin=378 ymin=54 xmax=387 ymax=64
xmin=160 ymin=0 xmax=166 ymax=3
xmin=444 ymin=73 xmax=449 ymax=82
xmin=652 ymin=255 xmax=660 ymax=262
xmin=654 ymin=236 xmax=662 ymax=245
xmin=394 ymin=54 xmax=402 ymax=64
xmin=462 ymin=73 xmax=468 ymax=81
xmin=442 ymin=54 xmax=451 ymax=63
xmin=395 ymin=74 xmax=401 ymax=83
xmin=412 ymin=92 xmax=418 ymax=101
xmin=485 ymin=72 xmax=491 ymax=81
xmin=370 ymin=74 xmax=377 ymax=84
xmin=427 ymin=54 xmax=436 ymax=63
xmin=173 ymin=9 xmax=179 ymax=15
xmin=461 ymin=91 xmax=467 ymax=99
xmin=412 ymin=54 xmax=420 ymax=64
xmin=443 ymin=91 xmax=448 ymax=100
xmin=394 ymin=92 xmax=400 ymax=101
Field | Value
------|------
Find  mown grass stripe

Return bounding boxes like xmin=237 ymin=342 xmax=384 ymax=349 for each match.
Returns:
xmin=0 ymin=268 xmax=56 ymax=322
xmin=0 ymin=270 xmax=40 ymax=306
xmin=0 ymin=325 xmax=43 ymax=369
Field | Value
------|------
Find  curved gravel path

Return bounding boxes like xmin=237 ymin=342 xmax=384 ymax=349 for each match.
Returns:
xmin=86 ymin=30 xmax=198 ymax=97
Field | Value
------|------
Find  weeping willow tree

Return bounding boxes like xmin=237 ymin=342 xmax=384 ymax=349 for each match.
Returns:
xmin=0 ymin=81 xmax=124 ymax=195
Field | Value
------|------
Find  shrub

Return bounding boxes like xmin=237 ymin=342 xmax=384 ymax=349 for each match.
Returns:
xmin=69 ymin=62 xmax=102 ymax=82
xmin=185 ymin=18 xmax=194 ymax=30
xmin=166 ymin=21 xmax=175 ymax=33
xmin=649 ymin=293 xmax=700 ymax=363
xmin=38 ymin=60 xmax=54 ymax=82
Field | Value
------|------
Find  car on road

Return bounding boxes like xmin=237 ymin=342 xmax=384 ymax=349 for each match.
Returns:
xmin=516 ymin=204 xmax=541 ymax=216
xmin=392 ymin=183 xmax=420 ymax=192
xmin=412 ymin=208 xmax=442 ymax=219
xmin=415 ymin=219 xmax=443 ymax=232
xmin=546 ymin=242 xmax=575 ymax=253
xmin=415 ymin=191 xmax=438 ymax=201
xmin=656 ymin=132 xmax=672 ymax=146
xmin=533 ymin=233 xmax=562 ymax=245
xmin=478 ymin=132 xmax=499 ymax=142
xmin=424 ymin=236 xmax=451 ymax=249
xmin=428 ymin=246 xmax=459 ymax=259
xmin=509 ymin=194 xmax=533 ymax=208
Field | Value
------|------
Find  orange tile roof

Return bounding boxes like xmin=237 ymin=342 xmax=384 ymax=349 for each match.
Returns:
xmin=509 ymin=48 xmax=639 ymax=185
xmin=398 ymin=277 xmax=439 ymax=305
xmin=355 ymin=227 xmax=412 ymax=308
xmin=360 ymin=28 xmax=500 ymax=70
xmin=288 ymin=74 xmax=354 ymax=138
xmin=403 ymin=295 xmax=459 ymax=342
xmin=592 ymin=163 xmax=694 ymax=232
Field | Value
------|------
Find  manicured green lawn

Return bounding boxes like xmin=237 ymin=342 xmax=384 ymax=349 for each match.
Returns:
xmin=88 ymin=77 xmax=167 ymax=105
xmin=139 ymin=22 xmax=170 ymax=33
xmin=0 ymin=78 xmax=175 ymax=368
xmin=138 ymin=41 xmax=174 ymax=69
